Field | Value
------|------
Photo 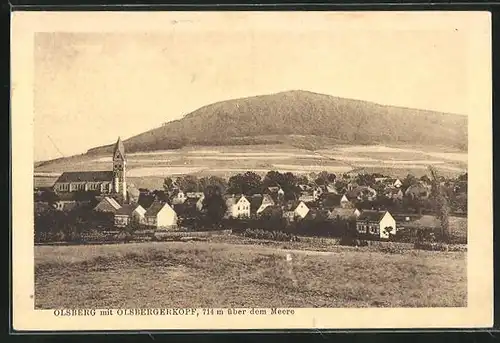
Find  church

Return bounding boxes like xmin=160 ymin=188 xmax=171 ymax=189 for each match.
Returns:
xmin=52 ymin=137 xmax=127 ymax=200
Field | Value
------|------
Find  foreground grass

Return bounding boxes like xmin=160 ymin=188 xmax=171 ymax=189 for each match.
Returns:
xmin=35 ymin=241 xmax=466 ymax=309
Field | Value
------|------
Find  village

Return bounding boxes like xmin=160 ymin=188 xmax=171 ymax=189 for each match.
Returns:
xmin=34 ymin=137 xmax=468 ymax=245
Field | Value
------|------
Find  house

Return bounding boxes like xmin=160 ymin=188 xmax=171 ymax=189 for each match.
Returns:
xmin=170 ymin=189 xmax=187 ymax=205
xmin=52 ymin=192 xmax=94 ymax=212
xmin=298 ymin=192 xmax=315 ymax=203
xmin=186 ymin=192 xmax=204 ymax=198
xmin=401 ymin=215 xmax=441 ymax=231
xmin=52 ymin=137 xmax=127 ymax=199
xmin=319 ymin=194 xmax=352 ymax=209
xmin=384 ymin=188 xmax=404 ymax=200
xmin=264 ymin=186 xmax=285 ymax=203
xmin=356 ymin=210 xmax=397 ymax=239
xmin=283 ymin=201 xmax=310 ymax=221
xmin=324 ymin=183 xmax=338 ymax=194
xmin=404 ymin=182 xmax=432 ymax=199
xmin=391 ymin=178 xmax=403 ymax=188
xmin=259 ymin=205 xmax=283 ymax=219
xmin=347 ymin=186 xmax=377 ymax=201
xmin=137 ymin=192 xmax=156 ymax=210
xmin=304 ymin=208 xmax=330 ymax=221
xmin=144 ymin=201 xmax=178 ymax=230
xmin=328 ymin=207 xmax=360 ymax=221
xmin=114 ymin=204 xmax=146 ymax=228
xmin=93 ymin=196 xmax=122 ymax=213
xmin=249 ymin=194 xmax=275 ymax=217
xmin=173 ymin=197 xmax=203 ymax=219
xmin=224 ymin=195 xmax=251 ymax=219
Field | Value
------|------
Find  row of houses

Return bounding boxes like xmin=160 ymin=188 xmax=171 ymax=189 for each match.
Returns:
xmin=94 ymin=196 xmax=178 ymax=229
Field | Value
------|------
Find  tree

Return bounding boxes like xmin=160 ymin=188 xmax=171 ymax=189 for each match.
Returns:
xmin=428 ymin=166 xmax=451 ymax=242
xmin=163 ymin=177 xmax=174 ymax=192
xmin=202 ymin=185 xmax=228 ymax=226
xmin=419 ymin=175 xmax=432 ymax=184
xmin=457 ymin=172 xmax=467 ymax=182
xmin=175 ymin=175 xmax=200 ymax=192
xmin=227 ymin=171 xmax=262 ymax=195
xmin=355 ymin=173 xmax=375 ymax=187
xmin=198 ymin=176 xmax=228 ymax=193
xmin=335 ymin=179 xmax=348 ymax=194
xmin=262 ymin=170 xmax=301 ymax=201
xmin=402 ymin=174 xmax=418 ymax=189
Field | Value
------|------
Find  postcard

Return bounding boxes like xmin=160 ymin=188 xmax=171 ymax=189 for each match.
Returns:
xmin=11 ymin=10 xmax=492 ymax=331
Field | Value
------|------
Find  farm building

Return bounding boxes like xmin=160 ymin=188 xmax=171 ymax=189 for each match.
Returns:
xmin=328 ymin=207 xmax=360 ymax=221
xmin=93 ymin=196 xmax=122 ymax=213
xmin=249 ymin=194 xmax=275 ymax=217
xmin=356 ymin=210 xmax=397 ymax=239
xmin=170 ymin=189 xmax=187 ymax=205
xmin=347 ymin=186 xmax=378 ymax=202
xmin=224 ymin=195 xmax=251 ymax=219
xmin=319 ymin=193 xmax=352 ymax=209
xmin=283 ymin=201 xmax=310 ymax=221
xmin=173 ymin=197 xmax=203 ymax=219
xmin=114 ymin=204 xmax=146 ymax=227
xmin=144 ymin=201 xmax=178 ymax=230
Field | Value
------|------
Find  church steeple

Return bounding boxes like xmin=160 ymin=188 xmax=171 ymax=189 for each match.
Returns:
xmin=112 ymin=137 xmax=127 ymax=202
xmin=113 ymin=136 xmax=126 ymax=161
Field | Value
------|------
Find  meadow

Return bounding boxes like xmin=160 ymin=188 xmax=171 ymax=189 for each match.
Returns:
xmin=35 ymin=240 xmax=467 ymax=309
xmin=34 ymin=144 xmax=467 ymax=189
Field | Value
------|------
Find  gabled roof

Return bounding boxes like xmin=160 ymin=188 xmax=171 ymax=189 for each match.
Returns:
xmin=113 ymin=137 xmax=125 ymax=159
xmin=55 ymin=171 xmax=114 ymax=183
xmin=287 ymin=201 xmax=308 ymax=211
xmin=403 ymin=215 xmax=441 ymax=229
xmin=105 ymin=196 xmax=121 ymax=209
xmin=116 ymin=204 xmax=143 ymax=216
xmin=145 ymin=201 xmax=172 ymax=217
xmin=95 ymin=196 xmax=122 ymax=211
xmin=224 ymin=195 xmax=246 ymax=207
xmin=328 ymin=207 xmax=357 ymax=220
xmin=357 ymin=210 xmax=388 ymax=222
xmin=249 ymin=194 xmax=264 ymax=213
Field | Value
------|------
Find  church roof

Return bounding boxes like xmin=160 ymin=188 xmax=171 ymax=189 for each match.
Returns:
xmin=113 ymin=137 xmax=126 ymax=158
xmin=55 ymin=171 xmax=114 ymax=183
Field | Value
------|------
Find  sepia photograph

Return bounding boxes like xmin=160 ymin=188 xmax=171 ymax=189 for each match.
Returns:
xmin=11 ymin=11 xmax=492 ymax=331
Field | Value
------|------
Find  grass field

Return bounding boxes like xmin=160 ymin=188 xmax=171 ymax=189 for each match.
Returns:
xmin=34 ymin=144 xmax=467 ymax=189
xmin=35 ymin=241 xmax=466 ymax=309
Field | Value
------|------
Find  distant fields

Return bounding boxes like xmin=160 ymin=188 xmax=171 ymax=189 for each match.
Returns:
xmin=35 ymin=241 xmax=467 ymax=309
xmin=34 ymin=144 xmax=467 ymax=190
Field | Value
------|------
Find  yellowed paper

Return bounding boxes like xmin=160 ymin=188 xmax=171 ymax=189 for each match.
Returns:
xmin=12 ymin=11 xmax=492 ymax=331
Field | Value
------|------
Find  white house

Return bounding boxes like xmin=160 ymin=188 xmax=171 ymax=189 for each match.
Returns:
xmin=170 ymin=189 xmax=187 ymax=205
xmin=283 ymin=201 xmax=310 ymax=221
xmin=392 ymin=178 xmax=403 ymax=188
xmin=144 ymin=201 xmax=178 ymax=230
xmin=114 ymin=204 xmax=146 ymax=227
xmin=225 ymin=195 xmax=251 ymax=219
xmin=249 ymin=194 xmax=275 ymax=216
xmin=356 ymin=210 xmax=397 ymax=239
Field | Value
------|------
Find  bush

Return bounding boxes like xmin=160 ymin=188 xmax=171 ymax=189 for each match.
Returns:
xmin=414 ymin=241 xmax=449 ymax=251
xmin=339 ymin=236 xmax=369 ymax=247
xmin=241 ymin=228 xmax=299 ymax=242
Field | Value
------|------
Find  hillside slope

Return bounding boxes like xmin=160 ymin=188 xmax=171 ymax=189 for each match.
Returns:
xmin=87 ymin=90 xmax=467 ymax=155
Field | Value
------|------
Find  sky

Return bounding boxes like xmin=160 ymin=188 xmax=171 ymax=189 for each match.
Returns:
xmin=32 ymin=12 xmax=485 ymax=162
